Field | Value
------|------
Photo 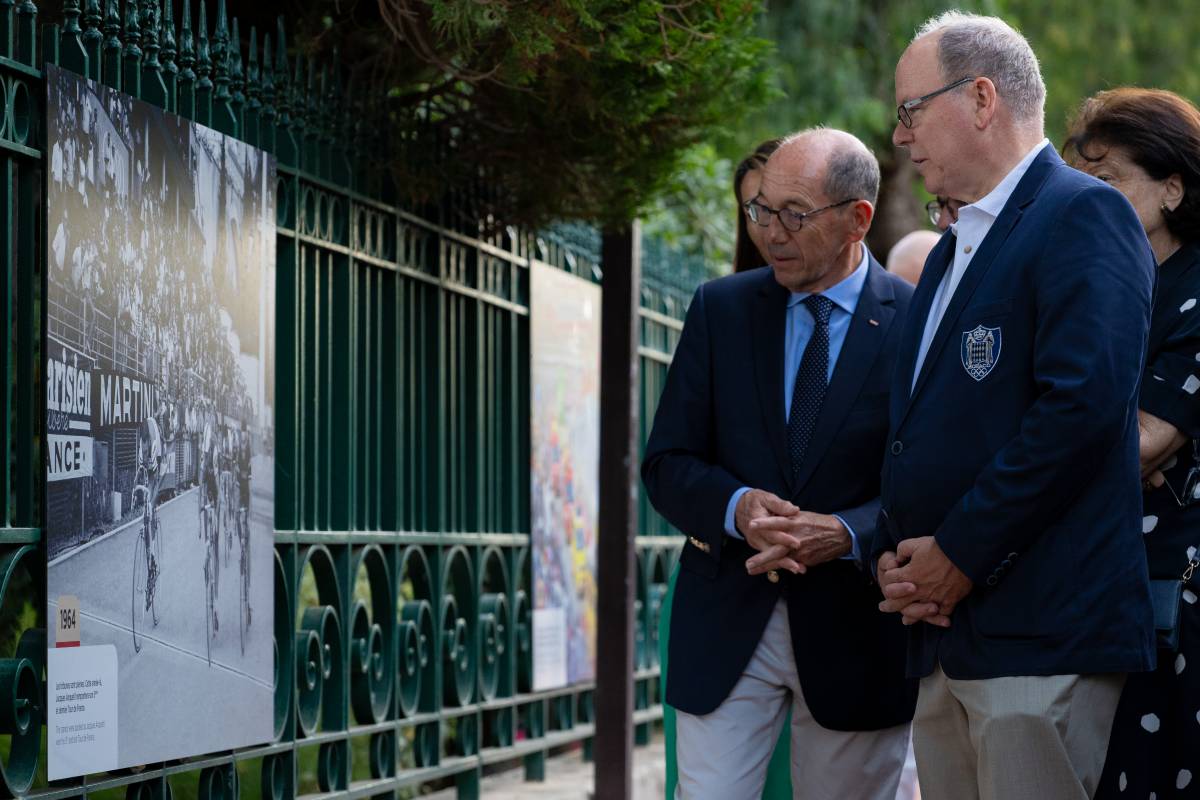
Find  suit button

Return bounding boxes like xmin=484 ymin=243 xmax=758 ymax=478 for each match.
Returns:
xmin=767 ymin=570 xmax=780 ymax=583
xmin=986 ymin=575 xmax=999 ymax=587
xmin=891 ymin=441 xmax=904 ymax=455
xmin=1001 ymin=559 xmax=1012 ymax=569
xmin=1007 ymin=552 xmax=1018 ymax=560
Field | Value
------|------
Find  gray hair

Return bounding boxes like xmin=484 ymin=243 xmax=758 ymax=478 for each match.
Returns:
xmin=824 ymin=146 xmax=880 ymax=206
xmin=777 ymin=127 xmax=881 ymax=205
xmin=914 ymin=11 xmax=1045 ymax=126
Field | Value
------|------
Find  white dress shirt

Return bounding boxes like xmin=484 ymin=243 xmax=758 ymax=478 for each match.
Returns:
xmin=911 ymin=139 xmax=1052 ymax=390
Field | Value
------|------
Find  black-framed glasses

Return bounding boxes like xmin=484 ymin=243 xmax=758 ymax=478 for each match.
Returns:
xmin=925 ymin=197 xmax=964 ymax=227
xmin=897 ymin=76 xmax=974 ymax=128
xmin=743 ymin=197 xmax=857 ymax=232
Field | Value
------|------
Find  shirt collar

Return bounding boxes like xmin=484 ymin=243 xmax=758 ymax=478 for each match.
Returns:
xmin=951 ymin=138 xmax=1051 ymax=233
xmin=787 ymin=243 xmax=870 ymax=315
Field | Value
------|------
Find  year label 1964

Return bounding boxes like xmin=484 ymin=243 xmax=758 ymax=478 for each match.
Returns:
xmin=56 ymin=595 xmax=81 ymax=647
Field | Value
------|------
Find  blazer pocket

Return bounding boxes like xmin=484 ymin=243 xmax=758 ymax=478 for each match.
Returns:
xmin=963 ymin=297 xmax=1014 ymax=320
xmin=678 ymin=539 xmax=718 ymax=580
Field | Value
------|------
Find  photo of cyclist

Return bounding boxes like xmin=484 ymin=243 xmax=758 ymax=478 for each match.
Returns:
xmin=43 ymin=64 xmax=276 ymax=774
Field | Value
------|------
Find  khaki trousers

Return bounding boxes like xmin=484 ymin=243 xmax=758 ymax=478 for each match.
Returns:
xmin=912 ymin=663 xmax=1124 ymax=800
xmin=676 ymin=599 xmax=910 ymax=800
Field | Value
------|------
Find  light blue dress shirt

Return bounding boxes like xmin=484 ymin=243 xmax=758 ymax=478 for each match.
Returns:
xmin=724 ymin=247 xmax=871 ymax=563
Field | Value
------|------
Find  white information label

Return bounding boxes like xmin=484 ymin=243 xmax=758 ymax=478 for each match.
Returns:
xmin=532 ymin=607 xmax=567 ymax=691
xmin=47 ymin=434 xmax=93 ymax=482
xmin=48 ymin=644 xmax=118 ymax=779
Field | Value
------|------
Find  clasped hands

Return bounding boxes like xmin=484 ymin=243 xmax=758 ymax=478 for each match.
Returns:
xmin=737 ymin=489 xmax=852 ymax=576
xmin=876 ymin=537 xmax=972 ymax=628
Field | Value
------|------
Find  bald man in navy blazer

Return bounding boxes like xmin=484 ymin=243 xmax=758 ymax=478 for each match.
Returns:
xmin=642 ymin=129 xmax=917 ymax=800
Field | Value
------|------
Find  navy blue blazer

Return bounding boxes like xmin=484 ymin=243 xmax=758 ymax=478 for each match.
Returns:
xmin=642 ymin=255 xmax=918 ymax=730
xmin=877 ymin=146 xmax=1158 ymax=680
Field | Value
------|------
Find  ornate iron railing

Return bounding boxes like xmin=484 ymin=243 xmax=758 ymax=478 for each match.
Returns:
xmin=0 ymin=1 xmax=707 ymax=798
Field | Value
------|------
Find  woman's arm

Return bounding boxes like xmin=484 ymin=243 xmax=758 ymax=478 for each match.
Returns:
xmin=1139 ymin=408 xmax=1188 ymax=479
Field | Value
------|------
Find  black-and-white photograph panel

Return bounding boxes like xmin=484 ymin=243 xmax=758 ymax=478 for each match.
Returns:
xmin=44 ymin=64 xmax=276 ymax=779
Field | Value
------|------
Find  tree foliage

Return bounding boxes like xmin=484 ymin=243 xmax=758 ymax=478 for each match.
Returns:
xmin=291 ymin=0 xmax=772 ymax=228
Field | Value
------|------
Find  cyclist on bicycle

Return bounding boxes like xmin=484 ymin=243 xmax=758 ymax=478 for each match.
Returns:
xmin=237 ymin=424 xmax=253 ymax=626
xmin=237 ymin=425 xmax=252 ymax=527
xmin=200 ymin=407 xmax=221 ymax=631
xmin=138 ymin=413 xmax=164 ymax=598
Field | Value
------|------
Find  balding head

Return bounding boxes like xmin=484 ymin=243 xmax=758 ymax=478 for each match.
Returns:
xmin=750 ymin=128 xmax=879 ymax=294
xmin=886 ymin=229 xmax=942 ymax=286
xmin=766 ymin=128 xmax=881 ymax=206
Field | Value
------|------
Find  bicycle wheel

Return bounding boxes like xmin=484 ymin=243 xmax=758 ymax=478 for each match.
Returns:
xmin=151 ymin=510 xmax=162 ymax=627
xmin=204 ymin=514 xmax=213 ymax=667
xmin=132 ymin=527 xmax=147 ymax=653
xmin=239 ymin=544 xmax=247 ymax=656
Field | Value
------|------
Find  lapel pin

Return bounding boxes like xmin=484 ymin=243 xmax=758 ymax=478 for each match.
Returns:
xmin=868 ymin=319 xmax=880 ymax=326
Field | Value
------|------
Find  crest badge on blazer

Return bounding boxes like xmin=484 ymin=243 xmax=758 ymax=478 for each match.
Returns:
xmin=961 ymin=324 xmax=1001 ymax=381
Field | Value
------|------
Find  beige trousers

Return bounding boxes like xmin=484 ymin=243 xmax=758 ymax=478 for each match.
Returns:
xmin=675 ymin=599 xmax=910 ymax=800
xmin=912 ymin=663 xmax=1124 ymax=800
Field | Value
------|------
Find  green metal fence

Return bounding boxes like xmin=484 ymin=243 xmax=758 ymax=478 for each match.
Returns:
xmin=0 ymin=1 xmax=704 ymax=797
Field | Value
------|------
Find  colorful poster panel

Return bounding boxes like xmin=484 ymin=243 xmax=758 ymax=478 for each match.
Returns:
xmin=529 ymin=261 xmax=601 ymax=690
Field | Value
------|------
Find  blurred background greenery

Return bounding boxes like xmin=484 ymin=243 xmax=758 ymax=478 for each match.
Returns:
xmin=646 ymin=0 xmax=1200 ymax=274
xmin=37 ymin=0 xmax=1200 ymax=272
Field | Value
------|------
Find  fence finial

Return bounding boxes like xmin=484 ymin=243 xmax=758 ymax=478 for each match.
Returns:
xmin=122 ymin=0 xmax=143 ymax=95
xmin=261 ymin=30 xmax=274 ymax=113
xmin=230 ymin=16 xmax=244 ymax=107
xmin=142 ymin=0 xmax=159 ymax=68
xmin=212 ymin=0 xmax=228 ymax=101
xmin=160 ymin=0 xmax=177 ymax=77
xmin=64 ymin=0 xmax=82 ymax=34
xmin=123 ymin=0 xmax=141 ymax=52
xmin=196 ymin=0 xmax=211 ymax=91
xmin=102 ymin=0 xmax=121 ymax=88
xmin=177 ymin=0 xmax=193 ymax=76
xmin=246 ymin=24 xmax=259 ymax=105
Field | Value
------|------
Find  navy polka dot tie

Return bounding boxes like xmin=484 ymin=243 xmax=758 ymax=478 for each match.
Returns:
xmin=787 ymin=295 xmax=833 ymax=480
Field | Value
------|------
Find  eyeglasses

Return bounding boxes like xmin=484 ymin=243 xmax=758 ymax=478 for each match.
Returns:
xmin=743 ymin=197 xmax=857 ymax=232
xmin=925 ymin=197 xmax=964 ymax=227
xmin=1160 ymin=440 xmax=1200 ymax=508
xmin=897 ymin=77 xmax=974 ymax=128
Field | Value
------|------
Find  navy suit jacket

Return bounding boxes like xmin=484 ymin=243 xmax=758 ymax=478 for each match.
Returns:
xmin=877 ymin=146 xmax=1158 ymax=679
xmin=642 ymin=255 xmax=918 ymax=730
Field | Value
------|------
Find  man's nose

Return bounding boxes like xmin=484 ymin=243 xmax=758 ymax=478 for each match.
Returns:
xmin=892 ymin=121 xmax=911 ymax=148
xmin=767 ymin=216 xmax=789 ymax=243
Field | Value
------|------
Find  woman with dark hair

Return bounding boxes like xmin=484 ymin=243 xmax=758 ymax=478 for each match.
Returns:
xmin=733 ymin=138 xmax=782 ymax=272
xmin=1064 ymin=87 xmax=1200 ymax=799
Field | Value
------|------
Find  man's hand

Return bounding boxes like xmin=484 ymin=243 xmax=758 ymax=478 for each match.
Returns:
xmin=745 ymin=512 xmax=851 ymax=575
xmin=877 ymin=550 xmax=945 ymax=627
xmin=1144 ymin=469 xmax=1166 ymax=491
xmin=735 ymin=489 xmax=802 ymax=570
xmin=877 ymin=537 xmax=970 ymax=626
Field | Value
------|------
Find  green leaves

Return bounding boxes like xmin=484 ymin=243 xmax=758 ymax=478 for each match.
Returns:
xmin=295 ymin=0 xmax=772 ymax=227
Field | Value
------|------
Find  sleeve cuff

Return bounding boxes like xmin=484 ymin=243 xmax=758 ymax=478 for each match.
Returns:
xmin=724 ymin=487 xmax=751 ymax=539
xmin=833 ymin=513 xmax=861 ymax=566
xmin=1141 ymin=368 xmax=1200 ymax=439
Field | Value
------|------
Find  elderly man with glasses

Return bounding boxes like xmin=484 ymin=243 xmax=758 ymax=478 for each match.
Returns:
xmin=642 ymin=128 xmax=917 ymax=799
xmin=873 ymin=11 xmax=1157 ymax=799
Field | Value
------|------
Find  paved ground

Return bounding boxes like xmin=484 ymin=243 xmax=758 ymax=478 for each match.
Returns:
xmin=427 ymin=737 xmax=667 ymax=800
xmin=47 ymin=462 xmax=275 ymax=768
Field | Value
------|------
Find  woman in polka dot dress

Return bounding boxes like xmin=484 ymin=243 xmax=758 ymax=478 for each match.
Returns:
xmin=1065 ymin=88 xmax=1200 ymax=799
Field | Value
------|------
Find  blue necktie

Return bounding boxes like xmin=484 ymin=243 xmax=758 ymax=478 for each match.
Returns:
xmin=788 ymin=295 xmax=833 ymax=479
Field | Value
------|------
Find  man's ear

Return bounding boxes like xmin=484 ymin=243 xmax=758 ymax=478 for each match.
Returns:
xmin=973 ymin=77 xmax=999 ymax=129
xmin=848 ymin=199 xmax=875 ymax=243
